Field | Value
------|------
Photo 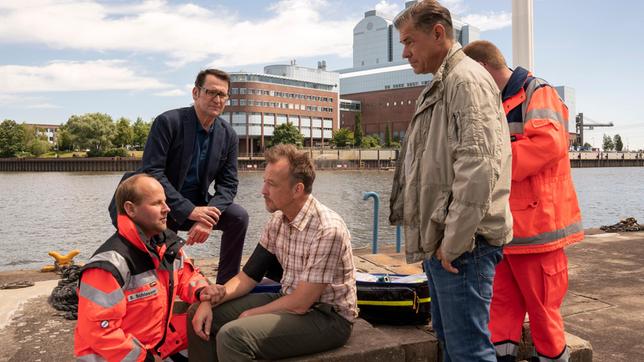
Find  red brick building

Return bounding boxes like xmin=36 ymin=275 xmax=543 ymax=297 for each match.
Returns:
xmin=340 ymin=85 xmax=427 ymax=141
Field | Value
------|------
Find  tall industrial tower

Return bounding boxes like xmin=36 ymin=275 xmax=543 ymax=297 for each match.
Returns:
xmin=512 ymin=0 xmax=534 ymax=70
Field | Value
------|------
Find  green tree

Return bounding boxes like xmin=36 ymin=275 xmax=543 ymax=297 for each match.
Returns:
xmin=361 ymin=135 xmax=381 ymax=148
xmin=583 ymin=142 xmax=592 ymax=150
xmin=353 ymin=113 xmax=363 ymax=148
xmin=20 ymin=124 xmax=36 ymax=152
xmin=57 ymin=128 xmax=74 ymax=151
xmin=113 ymin=117 xmax=134 ymax=148
xmin=132 ymin=117 xmax=151 ymax=150
xmin=65 ymin=113 xmax=115 ymax=155
xmin=602 ymin=134 xmax=614 ymax=151
xmin=331 ymin=128 xmax=354 ymax=148
xmin=20 ymin=124 xmax=52 ymax=156
xmin=29 ymin=139 xmax=50 ymax=156
xmin=613 ymin=134 xmax=624 ymax=151
xmin=0 ymin=120 xmax=26 ymax=157
xmin=384 ymin=123 xmax=393 ymax=147
xmin=270 ymin=122 xmax=303 ymax=147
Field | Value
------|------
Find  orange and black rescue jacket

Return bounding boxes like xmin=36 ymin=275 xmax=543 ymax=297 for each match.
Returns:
xmin=502 ymin=67 xmax=583 ymax=254
xmin=74 ymin=215 xmax=209 ymax=361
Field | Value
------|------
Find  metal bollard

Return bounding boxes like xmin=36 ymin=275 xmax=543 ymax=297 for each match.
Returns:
xmin=362 ymin=191 xmax=380 ymax=253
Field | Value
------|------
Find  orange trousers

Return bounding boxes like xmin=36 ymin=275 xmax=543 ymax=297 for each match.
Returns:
xmin=489 ymin=249 xmax=569 ymax=359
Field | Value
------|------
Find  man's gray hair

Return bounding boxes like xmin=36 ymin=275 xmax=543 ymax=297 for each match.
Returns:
xmin=393 ymin=0 xmax=454 ymax=39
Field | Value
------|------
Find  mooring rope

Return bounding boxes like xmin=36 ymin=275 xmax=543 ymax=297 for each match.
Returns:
xmin=600 ymin=217 xmax=642 ymax=232
xmin=48 ymin=265 xmax=81 ymax=320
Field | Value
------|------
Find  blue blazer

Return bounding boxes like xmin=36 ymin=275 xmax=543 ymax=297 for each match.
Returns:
xmin=109 ymin=106 xmax=239 ymax=228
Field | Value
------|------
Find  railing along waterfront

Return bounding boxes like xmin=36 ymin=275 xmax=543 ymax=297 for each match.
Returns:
xmin=2 ymin=151 xmax=644 ymax=172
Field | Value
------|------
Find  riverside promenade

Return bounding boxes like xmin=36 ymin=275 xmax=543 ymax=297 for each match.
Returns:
xmin=2 ymin=150 xmax=644 ymax=172
xmin=1 ymin=229 xmax=642 ymax=361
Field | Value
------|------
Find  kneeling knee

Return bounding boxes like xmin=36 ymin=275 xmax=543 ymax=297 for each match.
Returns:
xmin=227 ymin=204 xmax=249 ymax=226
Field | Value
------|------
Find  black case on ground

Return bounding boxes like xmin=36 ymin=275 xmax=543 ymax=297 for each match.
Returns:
xmin=356 ymin=274 xmax=430 ymax=325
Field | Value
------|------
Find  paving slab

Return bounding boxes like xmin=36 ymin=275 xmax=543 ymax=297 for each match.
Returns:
xmin=0 ymin=279 xmax=59 ymax=329
xmin=358 ymin=253 xmax=423 ymax=275
xmin=563 ymin=231 xmax=644 ymax=361
xmin=280 ymin=319 xmax=406 ymax=362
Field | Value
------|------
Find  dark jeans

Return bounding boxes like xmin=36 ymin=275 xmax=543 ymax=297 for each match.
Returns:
xmin=187 ymin=293 xmax=352 ymax=361
xmin=424 ymin=237 xmax=504 ymax=362
xmin=174 ymin=202 xmax=248 ymax=284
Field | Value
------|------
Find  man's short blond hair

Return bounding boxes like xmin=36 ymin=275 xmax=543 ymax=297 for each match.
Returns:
xmin=115 ymin=173 xmax=155 ymax=215
xmin=264 ymin=144 xmax=316 ymax=194
xmin=462 ymin=40 xmax=507 ymax=70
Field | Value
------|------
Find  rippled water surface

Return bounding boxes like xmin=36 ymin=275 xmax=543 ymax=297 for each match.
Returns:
xmin=0 ymin=168 xmax=642 ymax=271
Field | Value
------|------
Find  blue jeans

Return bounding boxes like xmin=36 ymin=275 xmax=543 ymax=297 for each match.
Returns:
xmin=423 ymin=237 xmax=503 ymax=362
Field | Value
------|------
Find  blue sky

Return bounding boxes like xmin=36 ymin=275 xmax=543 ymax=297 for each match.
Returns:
xmin=1 ymin=0 xmax=643 ymax=149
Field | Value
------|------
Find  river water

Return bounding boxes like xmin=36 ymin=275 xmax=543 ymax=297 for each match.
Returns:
xmin=1 ymin=168 xmax=642 ymax=271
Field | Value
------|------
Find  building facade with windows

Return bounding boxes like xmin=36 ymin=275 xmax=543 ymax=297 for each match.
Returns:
xmin=25 ymin=123 xmax=60 ymax=144
xmin=221 ymin=63 xmax=339 ymax=155
xmin=338 ymin=1 xmax=479 ymax=142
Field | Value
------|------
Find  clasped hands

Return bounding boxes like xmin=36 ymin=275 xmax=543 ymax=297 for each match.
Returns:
xmin=186 ymin=206 xmax=221 ymax=245
xmin=199 ymin=284 xmax=226 ymax=304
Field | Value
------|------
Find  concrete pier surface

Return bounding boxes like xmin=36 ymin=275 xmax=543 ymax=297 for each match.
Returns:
xmin=0 ymin=229 xmax=641 ymax=361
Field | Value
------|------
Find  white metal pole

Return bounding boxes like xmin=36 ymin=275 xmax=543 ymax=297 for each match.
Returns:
xmin=512 ymin=0 xmax=534 ymax=71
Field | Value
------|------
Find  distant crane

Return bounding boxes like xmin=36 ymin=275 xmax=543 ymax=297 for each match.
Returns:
xmin=575 ymin=113 xmax=614 ymax=147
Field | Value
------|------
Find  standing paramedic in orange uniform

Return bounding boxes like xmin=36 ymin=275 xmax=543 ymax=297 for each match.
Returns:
xmin=463 ymin=40 xmax=583 ymax=362
xmin=75 ymin=174 xmax=225 ymax=361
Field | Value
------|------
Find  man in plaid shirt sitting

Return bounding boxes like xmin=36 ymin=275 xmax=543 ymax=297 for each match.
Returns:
xmin=188 ymin=144 xmax=357 ymax=361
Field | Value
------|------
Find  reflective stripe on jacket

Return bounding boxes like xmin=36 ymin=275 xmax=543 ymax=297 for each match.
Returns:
xmin=502 ymin=67 xmax=583 ymax=254
xmin=74 ymin=215 xmax=209 ymax=361
xmin=389 ymin=43 xmax=513 ymax=263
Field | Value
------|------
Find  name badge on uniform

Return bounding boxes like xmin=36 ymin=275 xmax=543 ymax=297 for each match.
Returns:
xmin=127 ymin=287 xmax=158 ymax=302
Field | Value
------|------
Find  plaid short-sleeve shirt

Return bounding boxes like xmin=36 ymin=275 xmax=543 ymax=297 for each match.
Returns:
xmin=259 ymin=195 xmax=357 ymax=322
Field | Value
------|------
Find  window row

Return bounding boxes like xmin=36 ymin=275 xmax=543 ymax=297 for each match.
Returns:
xmin=385 ymin=100 xmax=414 ymax=107
xmin=230 ymin=87 xmax=334 ymax=103
xmin=383 ymin=80 xmax=429 ymax=90
xmin=229 ymin=99 xmax=333 ymax=112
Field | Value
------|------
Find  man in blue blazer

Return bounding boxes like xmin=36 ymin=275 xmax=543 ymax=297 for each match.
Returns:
xmin=110 ymin=68 xmax=247 ymax=284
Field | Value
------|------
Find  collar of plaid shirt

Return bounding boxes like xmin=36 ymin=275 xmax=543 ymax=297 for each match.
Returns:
xmin=283 ymin=194 xmax=314 ymax=231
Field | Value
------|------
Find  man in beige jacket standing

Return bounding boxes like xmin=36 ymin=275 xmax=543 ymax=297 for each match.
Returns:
xmin=389 ymin=1 xmax=513 ymax=360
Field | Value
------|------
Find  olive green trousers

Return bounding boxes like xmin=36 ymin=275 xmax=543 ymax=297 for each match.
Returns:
xmin=187 ymin=293 xmax=352 ymax=361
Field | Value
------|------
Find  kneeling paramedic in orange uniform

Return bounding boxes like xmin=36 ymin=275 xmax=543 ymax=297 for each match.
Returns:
xmin=464 ymin=40 xmax=583 ymax=362
xmin=74 ymin=174 xmax=224 ymax=361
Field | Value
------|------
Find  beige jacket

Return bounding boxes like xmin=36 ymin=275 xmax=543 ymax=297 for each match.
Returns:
xmin=390 ymin=43 xmax=513 ymax=263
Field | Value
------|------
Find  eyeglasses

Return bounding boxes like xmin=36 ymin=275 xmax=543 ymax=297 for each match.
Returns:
xmin=199 ymin=86 xmax=229 ymax=100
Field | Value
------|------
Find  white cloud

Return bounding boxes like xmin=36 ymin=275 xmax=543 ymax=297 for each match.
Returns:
xmin=27 ymin=103 xmax=62 ymax=109
xmin=0 ymin=60 xmax=168 ymax=93
xmin=402 ymin=0 xmax=511 ymax=32
xmin=374 ymin=0 xmax=400 ymax=20
xmin=461 ymin=12 xmax=512 ymax=31
xmin=154 ymin=89 xmax=185 ymax=97
xmin=0 ymin=0 xmax=355 ymax=68
xmin=441 ymin=0 xmax=468 ymax=15
xmin=0 ymin=93 xmax=59 ymax=109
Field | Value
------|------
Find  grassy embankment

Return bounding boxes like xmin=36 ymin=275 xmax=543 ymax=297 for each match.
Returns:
xmin=36 ymin=151 xmax=144 ymax=158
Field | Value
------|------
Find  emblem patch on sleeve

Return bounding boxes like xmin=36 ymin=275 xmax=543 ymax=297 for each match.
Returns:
xmin=100 ymin=320 xmax=109 ymax=328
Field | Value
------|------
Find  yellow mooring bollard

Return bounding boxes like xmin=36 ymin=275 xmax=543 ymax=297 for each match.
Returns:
xmin=41 ymin=249 xmax=80 ymax=272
